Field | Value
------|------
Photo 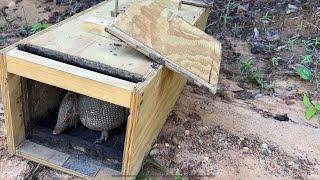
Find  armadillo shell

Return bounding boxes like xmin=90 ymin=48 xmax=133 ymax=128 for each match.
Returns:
xmin=78 ymin=95 xmax=126 ymax=131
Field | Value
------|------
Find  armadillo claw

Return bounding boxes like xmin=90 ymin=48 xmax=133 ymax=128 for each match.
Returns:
xmin=94 ymin=130 xmax=109 ymax=144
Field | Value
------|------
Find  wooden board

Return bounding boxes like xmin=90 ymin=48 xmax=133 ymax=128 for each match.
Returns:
xmin=5 ymin=49 xmax=135 ymax=108
xmin=0 ymin=53 xmax=25 ymax=154
xmin=123 ymin=67 xmax=186 ymax=176
xmin=102 ymin=0 xmax=221 ymax=93
xmin=17 ymin=141 xmax=121 ymax=180
xmin=121 ymin=6 xmax=209 ymax=177
xmin=27 ymin=0 xmax=153 ymax=78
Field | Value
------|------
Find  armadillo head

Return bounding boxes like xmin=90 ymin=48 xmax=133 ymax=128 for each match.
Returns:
xmin=53 ymin=92 xmax=79 ymax=135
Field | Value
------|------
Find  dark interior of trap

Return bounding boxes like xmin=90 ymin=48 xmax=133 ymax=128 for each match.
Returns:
xmin=22 ymin=78 xmax=128 ymax=175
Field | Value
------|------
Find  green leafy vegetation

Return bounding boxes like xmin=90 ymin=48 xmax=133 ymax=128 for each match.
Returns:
xmin=231 ymin=23 xmax=241 ymax=36
xmin=271 ymin=57 xmax=282 ymax=66
xmin=237 ymin=56 xmax=272 ymax=88
xmin=260 ymin=11 xmax=272 ymax=24
xmin=175 ymin=169 xmax=181 ymax=180
xmin=30 ymin=22 xmax=49 ymax=34
xmin=295 ymin=66 xmax=312 ymax=80
xmin=297 ymin=22 xmax=305 ymax=32
xmin=136 ymin=155 xmax=167 ymax=179
xmin=303 ymin=95 xmax=320 ymax=124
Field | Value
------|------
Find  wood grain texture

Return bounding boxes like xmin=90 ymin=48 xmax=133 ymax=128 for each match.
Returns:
xmin=1 ymin=53 xmax=26 ymax=154
xmin=127 ymin=67 xmax=186 ymax=177
xmin=121 ymin=5 xmax=209 ymax=177
xmin=5 ymin=49 xmax=135 ymax=108
xmin=108 ymin=0 xmax=221 ymax=93
xmin=27 ymin=0 xmax=154 ymax=77
xmin=153 ymin=0 xmax=182 ymax=9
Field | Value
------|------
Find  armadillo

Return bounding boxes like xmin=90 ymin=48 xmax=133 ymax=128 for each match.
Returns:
xmin=53 ymin=92 xmax=128 ymax=144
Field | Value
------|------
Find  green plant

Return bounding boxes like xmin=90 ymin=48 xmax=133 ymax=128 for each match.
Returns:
xmin=297 ymin=22 xmax=306 ymax=32
xmin=303 ymin=94 xmax=320 ymax=123
xmin=136 ymin=169 xmax=149 ymax=180
xmin=221 ymin=14 xmax=231 ymax=30
xmin=271 ymin=57 xmax=282 ymax=66
xmin=175 ymin=169 xmax=181 ymax=180
xmin=239 ymin=57 xmax=253 ymax=73
xmin=300 ymin=54 xmax=313 ymax=65
xmin=266 ymin=42 xmax=272 ymax=52
xmin=260 ymin=11 xmax=272 ymax=24
xmin=309 ymin=37 xmax=320 ymax=50
xmin=136 ymin=155 xmax=167 ymax=179
xmin=231 ymin=23 xmax=241 ymax=36
xmin=295 ymin=66 xmax=312 ymax=80
xmin=30 ymin=22 xmax=49 ymax=34
xmin=287 ymin=38 xmax=297 ymax=50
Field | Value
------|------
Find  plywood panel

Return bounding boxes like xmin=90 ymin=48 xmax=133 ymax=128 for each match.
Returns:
xmin=28 ymin=0 xmax=153 ymax=77
xmin=121 ymin=5 xmax=210 ymax=177
xmin=5 ymin=49 xmax=135 ymax=108
xmin=129 ymin=67 xmax=186 ymax=176
xmin=105 ymin=0 xmax=221 ymax=93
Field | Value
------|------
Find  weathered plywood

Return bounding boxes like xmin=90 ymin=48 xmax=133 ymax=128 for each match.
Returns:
xmin=104 ymin=0 xmax=221 ymax=93
xmin=5 ymin=49 xmax=135 ymax=108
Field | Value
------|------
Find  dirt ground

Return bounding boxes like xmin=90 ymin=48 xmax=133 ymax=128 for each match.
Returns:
xmin=0 ymin=0 xmax=320 ymax=179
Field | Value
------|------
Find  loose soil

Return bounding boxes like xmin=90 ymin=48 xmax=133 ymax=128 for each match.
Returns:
xmin=0 ymin=0 xmax=320 ymax=179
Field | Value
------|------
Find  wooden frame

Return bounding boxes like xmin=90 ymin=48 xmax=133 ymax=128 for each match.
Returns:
xmin=0 ymin=0 xmax=210 ymax=179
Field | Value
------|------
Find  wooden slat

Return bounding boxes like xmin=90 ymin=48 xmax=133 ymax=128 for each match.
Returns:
xmin=17 ymin=140 xmax=121 ymax=179
xmin=17 ymin=141 xmax=92 ymax=179
xmin=102 ymin=0 xmax=221 ymax=93
xmin=0 ymin=54 xmax=25 ymax=153
xmin=5 ymin=49 xmax=135 ymax=108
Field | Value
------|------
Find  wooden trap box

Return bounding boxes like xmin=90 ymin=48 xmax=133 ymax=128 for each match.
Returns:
xmin=0 ymin=0 xmax=210 ymax=179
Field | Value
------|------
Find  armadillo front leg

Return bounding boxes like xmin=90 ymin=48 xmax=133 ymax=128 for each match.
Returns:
xmin=94 ymin=130 xmax=109 ymax=144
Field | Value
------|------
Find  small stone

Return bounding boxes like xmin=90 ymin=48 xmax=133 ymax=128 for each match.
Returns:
xmin=296 ymin=90 xmax=304 ymax=96
xmin=239 ymin=138 xmax=245 ymax=141
xmin=285 ymin=99 xmax=295 ymax=105
xmin=185 ymin=130 xmax=190 ymax=136
xmin=204 ymin=157 xmax=209 ymax=161
xmin=254 ymin=93 xmax=263 ymax=99
xmin=165 ymin=143 xmax=170 ymax=147
xmin=254 ymin=28 xmax=260 ymax=39
xmin=237 ymin=4 xmax=249 ymax=13
xmin=269 ymin=144 xmax=278 ymax=151
xmin=243 ymin=147 xmax=249 ymax=152
xmin=150 ymin=148 xmax=160 ymax=156
xmin=288 ymin=4 xmax=299 ymax=10
xmin=287 ymin=84 xmax=297 ymax=91
xmin=260 ymin=143 xmax=268 ymax=149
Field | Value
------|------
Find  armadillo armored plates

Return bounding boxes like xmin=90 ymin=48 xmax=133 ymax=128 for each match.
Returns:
xmin=0 ymin=0 xmax=217 ymax=179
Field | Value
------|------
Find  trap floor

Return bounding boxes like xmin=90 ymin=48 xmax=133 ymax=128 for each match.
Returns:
xmin=21 ymin=109 xmax=126 ymax=177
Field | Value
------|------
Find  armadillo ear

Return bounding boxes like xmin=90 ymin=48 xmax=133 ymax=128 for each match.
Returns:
xmin=67 ymin=92 xmax=77 ymax=102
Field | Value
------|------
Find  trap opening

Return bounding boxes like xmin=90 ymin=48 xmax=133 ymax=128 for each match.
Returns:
xmin=19 ymin=78 xmax=127 ymax=177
